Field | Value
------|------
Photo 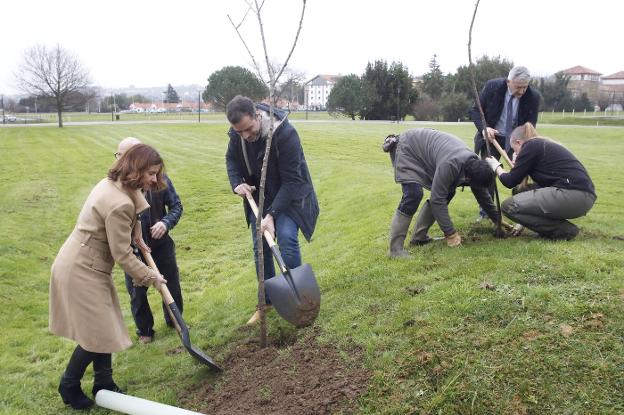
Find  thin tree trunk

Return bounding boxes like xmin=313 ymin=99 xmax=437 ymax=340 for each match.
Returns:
xmin=229 ymin=0 xmax=307 ymax=348
xmin=57 ymin=104 xmax=63 ymax=128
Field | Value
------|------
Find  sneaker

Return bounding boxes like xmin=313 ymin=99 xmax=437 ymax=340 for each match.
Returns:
xmin=475 ymin=212 xmax=488 ymax=223
xmin=138 ymin=335 xmax=153 ymax=344
xmin=246 ymin=305 xmax=273 ymax=325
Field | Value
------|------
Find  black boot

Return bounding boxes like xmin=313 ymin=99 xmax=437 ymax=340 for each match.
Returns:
xmin=58 ymin=380 xmax=94 ymax=410
xmin=58 ymin=345 xmax=95 ymax=410
xmin=92 ymin=352 xmax=124 ymax=397
xmin=92 ymin=381 xmax=124 ymax=397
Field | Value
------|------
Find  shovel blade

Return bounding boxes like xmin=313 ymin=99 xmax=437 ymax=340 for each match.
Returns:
xmin=265 ymin=263 xmax=320 ymax=328
xmin=167 ymin=302 xmax=222 ymax=371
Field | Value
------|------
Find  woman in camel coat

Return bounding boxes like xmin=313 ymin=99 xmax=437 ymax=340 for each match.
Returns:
xmin=49 ymin=143 xmax=167 ymax=410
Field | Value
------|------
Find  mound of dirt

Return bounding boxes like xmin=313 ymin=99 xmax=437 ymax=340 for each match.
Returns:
xmin=179 ymin=328 xmax=370 ymax=415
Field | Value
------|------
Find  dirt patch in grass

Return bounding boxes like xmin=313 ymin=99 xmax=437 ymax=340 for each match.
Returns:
xmin=179 ymin=328 xmax=370 ymax=414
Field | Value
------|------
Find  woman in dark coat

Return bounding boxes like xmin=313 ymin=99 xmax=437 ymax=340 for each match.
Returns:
xmin=486 ymin=123 xmax=596 ymax=240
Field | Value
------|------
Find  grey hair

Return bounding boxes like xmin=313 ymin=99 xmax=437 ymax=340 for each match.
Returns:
xmin=507 ymin=66 xmax=531 ymax=82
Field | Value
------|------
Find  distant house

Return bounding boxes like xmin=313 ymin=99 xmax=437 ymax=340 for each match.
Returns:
xmin=128 ymin=100 xmax=212 ymax=113
xmin=599 ymin=71 xmax=624 ymax=110
xmin=305 ymin=74 xmax=341 ymax=110
xmin=558 ymin=65 xmax=602 ymax=102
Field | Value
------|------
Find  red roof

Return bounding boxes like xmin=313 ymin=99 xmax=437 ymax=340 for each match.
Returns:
xmin=602 ymin=71 xmax=624 ymax=80
xmin=560 ymin=65 xmax=602 ymax=76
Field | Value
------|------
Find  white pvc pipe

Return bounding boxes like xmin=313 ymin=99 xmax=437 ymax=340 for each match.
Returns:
xmin=95 ymin=390 xmax=204 ymax=415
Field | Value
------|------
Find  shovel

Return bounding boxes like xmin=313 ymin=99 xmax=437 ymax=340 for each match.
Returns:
xmin=246 ymin=195 xmax=320 ymax=328
xmin=138 ymin=246 xmax=221 ymax=371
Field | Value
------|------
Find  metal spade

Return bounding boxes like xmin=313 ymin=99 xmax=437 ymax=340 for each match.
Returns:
xmin=139 ymin=246 xmax=221 ymax=371
xmin=246 ymin=196 xmax=320 ymax=328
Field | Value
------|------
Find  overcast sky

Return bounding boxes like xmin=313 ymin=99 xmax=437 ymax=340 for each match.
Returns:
xmin=1 ymin=0 xmax=622 ymax=95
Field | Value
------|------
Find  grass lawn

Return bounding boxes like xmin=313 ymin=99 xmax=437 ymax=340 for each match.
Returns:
xmin=8 ymin=109 xmax=624 ymax=127
xmin=0 ymin=121 xmax=622 ymax=414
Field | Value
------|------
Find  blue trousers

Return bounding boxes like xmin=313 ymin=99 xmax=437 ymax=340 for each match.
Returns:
xmin=397 ymin=183 xmax=424 ymax=216
xmin=250 ymin=213 xmax=301 ymax=304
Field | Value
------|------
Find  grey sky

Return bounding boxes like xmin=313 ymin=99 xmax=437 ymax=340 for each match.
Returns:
xmin=1 ymin=0 xmax=622 ymax=95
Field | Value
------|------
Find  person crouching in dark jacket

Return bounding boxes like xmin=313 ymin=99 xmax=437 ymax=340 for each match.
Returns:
xmin=383 ymin=128 xmax=500 ymax=257
xmin=486 ymin=123 xmax=596 ymax=240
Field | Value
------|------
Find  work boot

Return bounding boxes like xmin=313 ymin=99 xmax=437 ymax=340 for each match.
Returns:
xmin=389 ymin=210 xmax=413 ymax=258
xmin=410 ymin=200 xmax=436 ymax=245
xmin=58 ymin=375 xmax=94 ymax=410
xmin=246 ymin=305 xmax=273 ymax=325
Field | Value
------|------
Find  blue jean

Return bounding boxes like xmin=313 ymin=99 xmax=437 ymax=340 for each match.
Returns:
xmin=250 ymin=213 xmax=301 ymax=304
xmin=397 ymin=183 xmax=424 ymax=216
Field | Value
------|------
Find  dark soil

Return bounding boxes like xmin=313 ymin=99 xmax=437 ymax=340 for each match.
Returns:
xmin=179 ymin=328 xmax=370 ymax=415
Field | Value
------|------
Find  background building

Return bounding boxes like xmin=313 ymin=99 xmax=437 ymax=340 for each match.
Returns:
xmin=559 ymin=65 xmax=602 ymax=103
xmin=305 ymin=74 xmax=341 ymax=110
xmin=599 ymin=71 xmax=624 ymax=111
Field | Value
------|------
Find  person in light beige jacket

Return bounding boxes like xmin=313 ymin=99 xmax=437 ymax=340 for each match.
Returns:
xmin=49 ymin=143 xmax=167 ymax=410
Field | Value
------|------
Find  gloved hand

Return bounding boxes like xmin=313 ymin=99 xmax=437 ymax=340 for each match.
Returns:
xmin=511 ymin=224 xmax=524 ymax=237
xmin=485 ymin=156 xmax=502 ymax=172
xmin=501 ymin=220 xmax=515 ymax=232
xmin=445 ymin=232 xmax=462 ymax=247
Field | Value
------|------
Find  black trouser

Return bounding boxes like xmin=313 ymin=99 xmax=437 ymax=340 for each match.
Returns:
xmin=397 ymin=183 xmax=424 ymax=216
xmin=124 ymin=236 xmax=182 ymax=336
xmin=62 ymin=345 xmax=112 ymax=386
xmin=476 ymin=133 xmax=514 ymax=215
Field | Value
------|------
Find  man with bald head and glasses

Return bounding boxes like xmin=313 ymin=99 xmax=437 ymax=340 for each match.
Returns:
xmin=116 ymin=137 xmax=184 ymax=344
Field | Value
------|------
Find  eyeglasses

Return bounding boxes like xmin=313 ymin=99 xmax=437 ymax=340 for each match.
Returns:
xmin=114 ymin=152 xmax=122 ymax=159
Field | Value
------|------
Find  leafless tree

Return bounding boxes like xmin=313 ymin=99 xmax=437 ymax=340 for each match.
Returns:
xmin=468 ymin=0 xmax=505 ymax=238
xmin=16 ymin=44 xmax=90 ymax=127
xmin=228 ymin=0 xmax=307 ymax=347
xmin=274 ymin=67 xmax=306 ymax=107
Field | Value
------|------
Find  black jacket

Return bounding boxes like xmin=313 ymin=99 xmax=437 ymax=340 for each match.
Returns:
xmin=470 ymin=78 xmax=540 ymax=153
xmin=225 ymin=104 xmax=319 ymax=241
xmin=140 ymin=175 xmax=183 ymax=249
xmin=499 ymin=138 xmax=596 ymax=197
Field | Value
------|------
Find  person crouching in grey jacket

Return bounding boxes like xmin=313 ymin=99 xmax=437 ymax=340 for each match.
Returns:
xmin=383 ymin=128 xmax=500 ymax=257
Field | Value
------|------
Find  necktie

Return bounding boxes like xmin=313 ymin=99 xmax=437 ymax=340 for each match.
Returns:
xmin=504 ymin=95 xmax=514 ymax=151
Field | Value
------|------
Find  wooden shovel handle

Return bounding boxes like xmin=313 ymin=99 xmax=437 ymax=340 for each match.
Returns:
xmin=245 ymin=195 xmax=278 ymax=248
xmin=489 ymin=137 xmax=514 ymax=168
xmin=137 ymin=246 xmax=178 ymax=319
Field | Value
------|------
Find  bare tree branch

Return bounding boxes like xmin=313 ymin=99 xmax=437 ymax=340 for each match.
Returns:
xmin=231 ymin=2 xmax=253 ymax=29
xmin=468 ymin=0 xmax=487 ymax=129
xmin=467 ymin=0 xmax=504 ymax=237
xmin=227 ymin=13 xmax=265 ymax=81
xmin=273 ymin=0 xmax=307 ymax=84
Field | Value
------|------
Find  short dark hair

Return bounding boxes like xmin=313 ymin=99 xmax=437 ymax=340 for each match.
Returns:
xmin=464 ymin=157 xmax=494 ymax=187
xmin=108 ymin=143 xmax=167 ymax=190
xmin=226 ymin=95 xmax=256 ymax=124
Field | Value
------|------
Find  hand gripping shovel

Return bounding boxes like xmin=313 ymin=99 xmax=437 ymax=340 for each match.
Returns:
xmin=138 ymin=246 xmax=221 ymax=371
xmin=246 ymin=195 xmax=321 ymax=328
